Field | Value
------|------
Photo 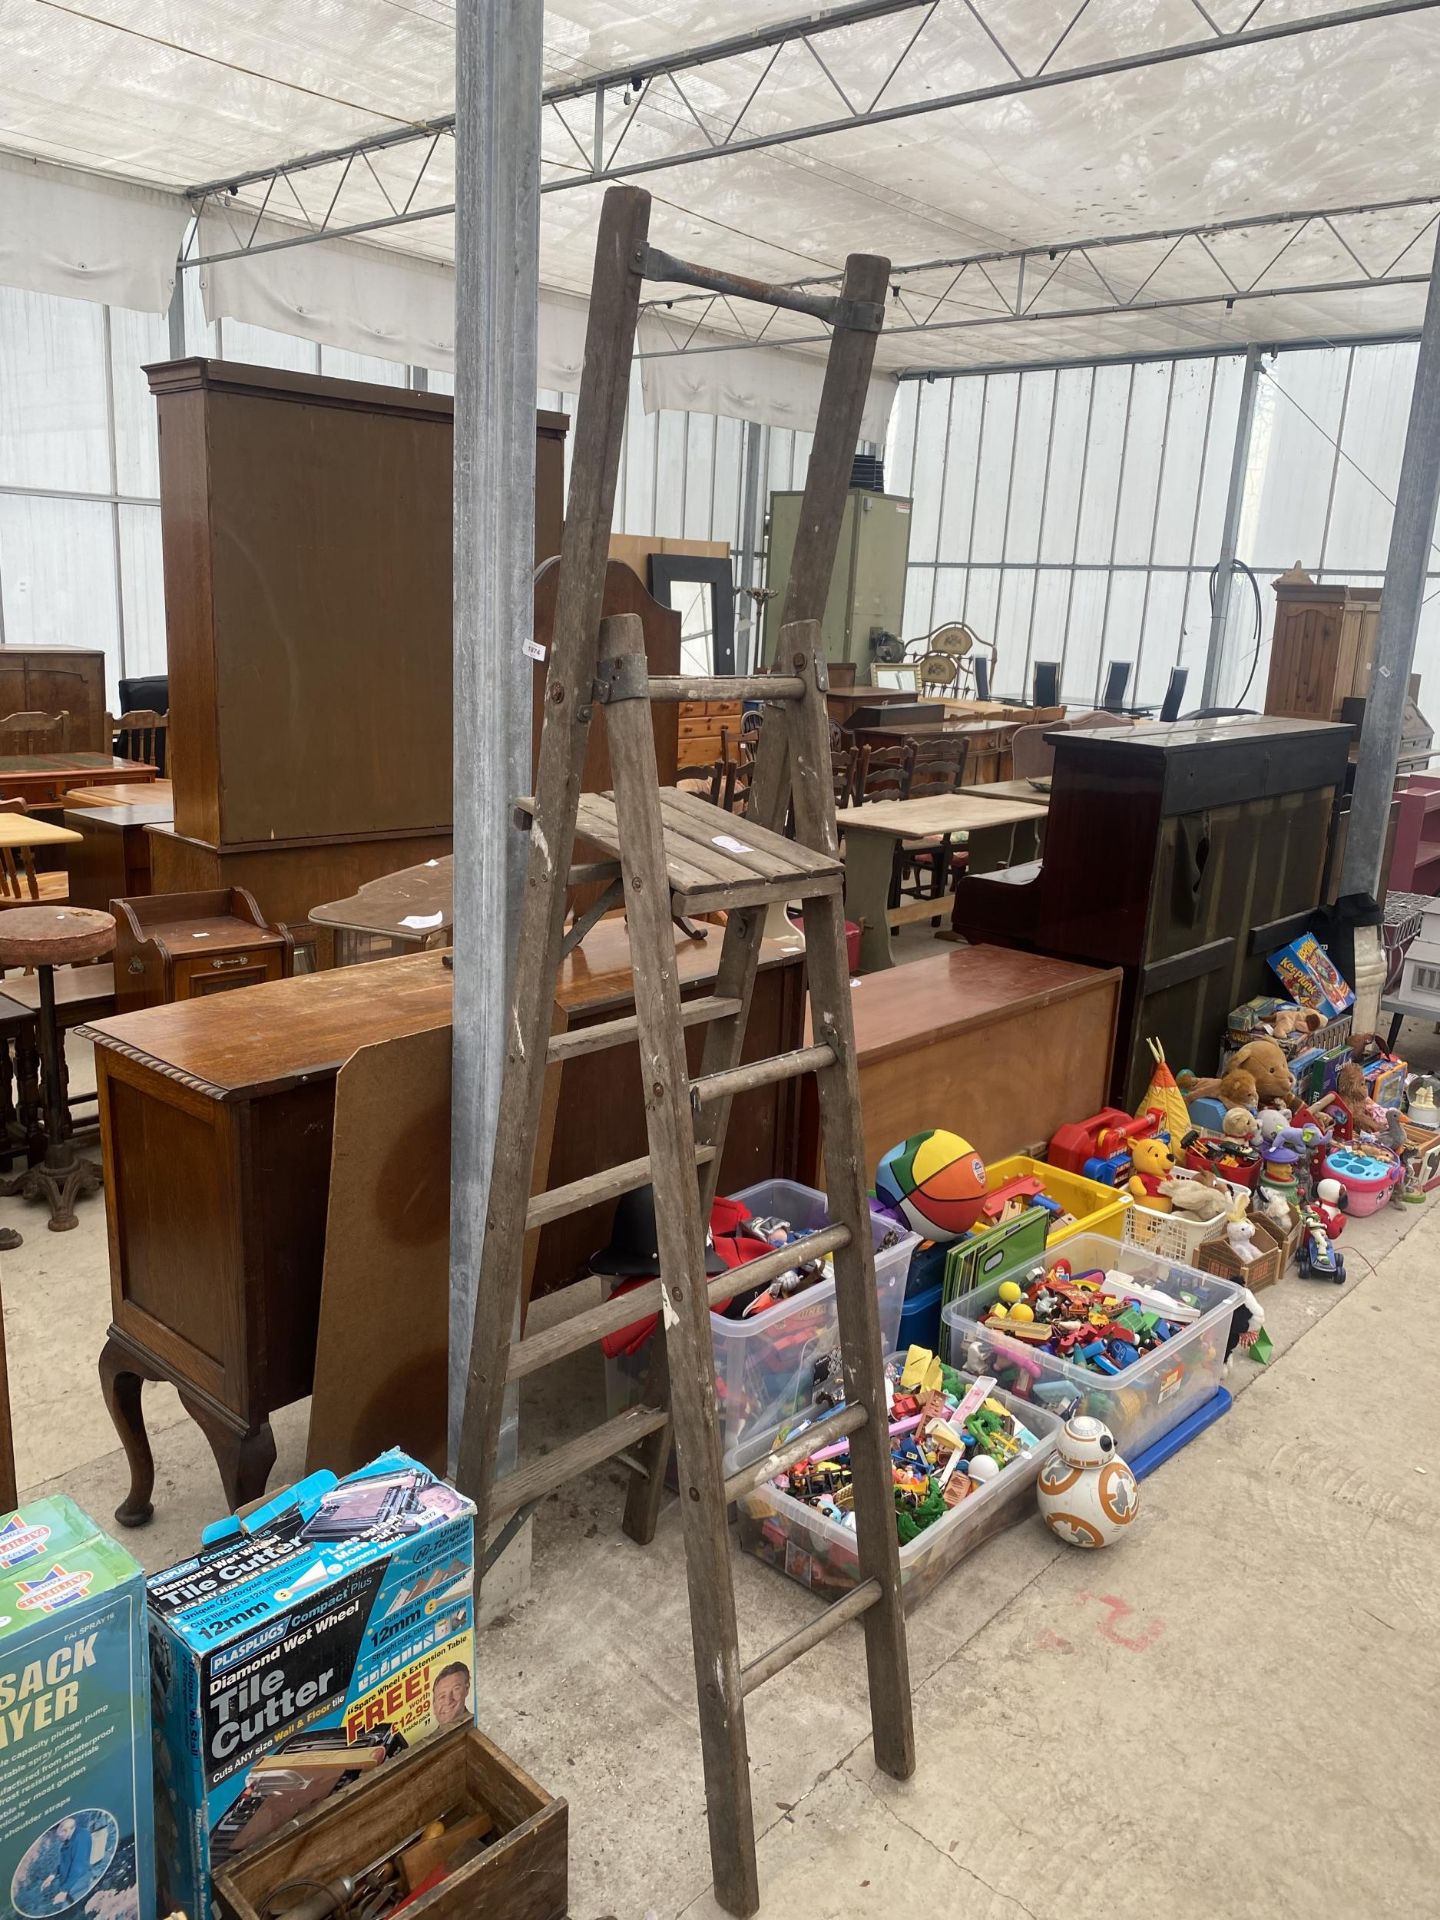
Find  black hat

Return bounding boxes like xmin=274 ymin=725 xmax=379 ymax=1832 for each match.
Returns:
xmin=590 ymin=1184 xmax=726 ymax=1277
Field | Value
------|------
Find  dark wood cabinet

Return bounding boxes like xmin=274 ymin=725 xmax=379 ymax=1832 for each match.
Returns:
xmin=143 ymin=359 xmax=567 ymax=947
xmin=949 ymin=717 xmax=1352 ymax=1105
xmin=0 ymin=647 xmax=107 ymax=751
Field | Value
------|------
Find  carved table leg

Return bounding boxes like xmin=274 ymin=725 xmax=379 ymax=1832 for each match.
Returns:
xmin=179 ymin=1393 xmax=277 ymax=1513
xmin=99 ymin=1335 xmax=156 ymax=1528
xmin=15 ymin=1026 xmax=43 ymax=1165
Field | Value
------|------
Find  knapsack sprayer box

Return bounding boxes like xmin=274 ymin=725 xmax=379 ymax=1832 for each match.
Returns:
xmin=0 ymin=1495 xmax=154 ymax=1920
xmin=148 ymin=1451 xmax=476 ymax=1918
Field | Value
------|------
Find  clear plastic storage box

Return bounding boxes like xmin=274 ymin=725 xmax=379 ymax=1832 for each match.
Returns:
xmin=940 ymin=1232 xmax=1240 ymax=1455
xmin=607 ymin=1179 xmax=917 ymax=1464
xmin=734 ymin=1366 xmax=1061 ymax=1612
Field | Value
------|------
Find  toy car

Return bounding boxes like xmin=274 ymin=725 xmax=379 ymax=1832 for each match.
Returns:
xmin=1297 ymin=1210 xmax=1346 ymax=1284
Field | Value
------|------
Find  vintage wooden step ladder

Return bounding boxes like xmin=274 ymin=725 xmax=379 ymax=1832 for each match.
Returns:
xmin=455 ymin=183 xmax=913 ymax=1917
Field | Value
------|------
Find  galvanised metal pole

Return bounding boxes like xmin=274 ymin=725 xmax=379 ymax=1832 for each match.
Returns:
xmin=1341 ymin=256 xmax=1440 ymax=900
xmin=1200 ymin=345 xmax=1262 ymax=710
xmin=450 ymin=0 xmax=542 ymax=1472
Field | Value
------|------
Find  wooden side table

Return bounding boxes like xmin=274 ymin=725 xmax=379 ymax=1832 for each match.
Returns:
xmin=84 ymin=954 xmax=456 ymax=1525
xmin=113 ymin=886 xmax=292 ymax=1011
xmin=0 ymin=906 xmax=114 ymax=1229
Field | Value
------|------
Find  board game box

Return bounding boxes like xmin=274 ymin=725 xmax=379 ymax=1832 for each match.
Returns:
xmin=0 ymin=1495 xmax=154 ymax=1920
xmin=148 ymin=1451 xmax=476 ymax=1917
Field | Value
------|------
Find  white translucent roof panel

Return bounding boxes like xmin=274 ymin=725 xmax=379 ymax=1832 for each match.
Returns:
xmin=0 ymin=0 xmax=1436 ymax=372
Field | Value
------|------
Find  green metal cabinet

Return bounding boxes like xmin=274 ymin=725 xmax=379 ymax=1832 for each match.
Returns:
xmin=764 ymin=489 xmax=912 ymax=669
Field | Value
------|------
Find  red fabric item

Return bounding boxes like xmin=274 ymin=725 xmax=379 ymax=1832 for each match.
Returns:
xmin=599 ymin=1197 xmax=770 ymax=1358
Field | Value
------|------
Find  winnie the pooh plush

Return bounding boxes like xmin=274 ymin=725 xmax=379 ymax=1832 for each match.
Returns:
xmin=1127 ymin=1134 xmax=1178 ymax=1212
xmin=1179 ymin=1037 xmax=1295 ymax=1113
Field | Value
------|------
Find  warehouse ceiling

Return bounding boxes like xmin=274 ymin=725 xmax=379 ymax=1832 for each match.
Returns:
xmin=1 ymin=0 xmax=1437 ymax=378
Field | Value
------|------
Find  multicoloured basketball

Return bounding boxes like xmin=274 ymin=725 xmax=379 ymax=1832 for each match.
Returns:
xmin=875 ymin=1130 xmax=988 ymax=1242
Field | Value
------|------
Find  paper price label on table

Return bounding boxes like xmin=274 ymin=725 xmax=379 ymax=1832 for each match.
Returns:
xmin=522 ymin=637 xmax=547 ymax=662
xmin=712 ymin=834 xmax=755 ymax=854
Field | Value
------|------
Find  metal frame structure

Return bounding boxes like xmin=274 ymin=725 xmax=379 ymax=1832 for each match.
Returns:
xmin=891 ymin=335 xmax=1440 ymax=710
xmin=636 ymin=194 xmax=1440 ymax=368
xmin=181 ymin=0 xmax=1440 ymax=303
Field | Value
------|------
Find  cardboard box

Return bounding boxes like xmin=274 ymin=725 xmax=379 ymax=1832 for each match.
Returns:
xmin=0 ymin=1495 xmax=154 ymax=1920
xmin=148 ymin=1452 xmax=476 ymax=1918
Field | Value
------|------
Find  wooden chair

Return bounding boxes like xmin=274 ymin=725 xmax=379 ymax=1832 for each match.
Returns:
xmin=722 ymin=756 xmax=758 ymax=817
xmin=831 ymin=745 xmax=858 ymax=810
xmin=855 ymin=740 xmax=914 ymax=805
xmin=901 ymin=735 xmax=969 ymax=903
xmin=110 ymin=708 xmax=168 ymax=770
xmin=854 ymin=742 xmax=915 ymax=911
xmin=915 ymin=651 xmax=960 ymax=700
xmin=0 ymin=800 xmax=69 ymax=909
xmin=675 ymin=761 xmax=724 ymax=805
xmin=0 ymin=711 xmax=69 ymax=754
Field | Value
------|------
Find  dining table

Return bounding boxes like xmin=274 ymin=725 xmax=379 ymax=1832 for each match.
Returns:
xmin=0 ymin=754 xmax=160 ymax=808
xmin=835 ymin=787 xmax=1051 ymax=972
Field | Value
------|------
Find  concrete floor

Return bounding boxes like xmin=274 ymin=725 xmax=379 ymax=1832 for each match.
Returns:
xmin=4 ymin=1013 xmax=1439 ymax=1919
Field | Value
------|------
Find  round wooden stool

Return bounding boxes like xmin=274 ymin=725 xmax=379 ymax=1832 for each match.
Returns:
xmin=0 ymin=907 xmax=115 ymax=1231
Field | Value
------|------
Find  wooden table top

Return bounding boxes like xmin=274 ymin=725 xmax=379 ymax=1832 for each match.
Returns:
xmin=0 ymin=814 xmax=81 ymax=848
xmin=807 ymin=945 xmax=1122 ymax=1056
xmin=959 ymin=778 xmax=1052 ymax=807
xmin=65 ymin=779 xmax=173 ymax=809
xmin=83 ymin=949 xmax=456 ymax=1100
xmin=823 ymin=686 xmax=920 ymax=706
xmin=81 ymin=921 xmax=804 ymax=1099
xmin=310 ymin=856 xmax=453 ymax=938
xmin=0 ymin=754 xmax=155 ymax=780
xmin=554 ymin=914 xmax=799 ymax=1015
xmin=64 ymin=801 xmax=175 ymax=830
xmin=836 ymin=792 xmax=1052 ymax=836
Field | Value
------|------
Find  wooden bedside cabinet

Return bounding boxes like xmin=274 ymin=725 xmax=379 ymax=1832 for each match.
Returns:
xmin=113 ymin=887 xmax=293 ymax=1012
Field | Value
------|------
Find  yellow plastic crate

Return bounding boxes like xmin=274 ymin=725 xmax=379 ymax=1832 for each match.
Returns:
xmin=983 ymin=1153 xmax=1131 ymax=1245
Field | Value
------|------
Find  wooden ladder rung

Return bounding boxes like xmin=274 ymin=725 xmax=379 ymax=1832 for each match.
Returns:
xmin=740 ymin=1580 xmax=884 ymax=1696
xmin=525 ymin=1144 xmax=718 ymax=1230
xmin=547 ymin=994 xmax=743 ymax=1066
xmin=489 ymin=1403 xmax=670 ymax=1525
xmin=506 ymin=1224 xmax=854 ymax=1383
xmin=674 ymin=872 xmax=842 ymax=915
xmin=723 ymin=1403 xmax=868 ymax=1506
xmin=690 ymin=1042 xmax=834 ymax=1109
xmin=648 ymin=675 xmax=805 ymax=703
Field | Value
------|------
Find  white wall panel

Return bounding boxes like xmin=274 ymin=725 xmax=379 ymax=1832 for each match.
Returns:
xmin=319 ymin=345 xmax=407 ymax=386
xmin=117 ymin=502 xmax=168 ymax=684
xmin=0 ymin=492 xmax=120 ymax=679
xmin=109 ymin=305 xmax=167 ymax=498
xmin=0 ymin=286 xmax=110 ymax=492
xmin=970 ymin=375 xmax=1019 ymax=561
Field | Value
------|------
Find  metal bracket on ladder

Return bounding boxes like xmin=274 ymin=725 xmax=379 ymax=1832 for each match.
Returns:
xmin=456 ymin=181 xmax=912 ymax=1920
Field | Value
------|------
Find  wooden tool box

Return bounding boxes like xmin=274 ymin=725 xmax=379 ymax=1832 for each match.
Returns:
xmin=214 ymin=1724 xmax=567 ymax=1920
xmin=113 ymin=886 xmax=292 ymax=1012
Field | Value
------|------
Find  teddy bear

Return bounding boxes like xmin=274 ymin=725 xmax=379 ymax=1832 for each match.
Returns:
xmin=1157 ymin=1173 xmax=1232 ymax=1223
xmin=1179 ymin=1037 xmax=1295 ymax=1113
xmin=1126 ymin=1134 xmax=1178 ymax=1211
xmin=1269 ymin=1005 xmax=1326 ymax=1044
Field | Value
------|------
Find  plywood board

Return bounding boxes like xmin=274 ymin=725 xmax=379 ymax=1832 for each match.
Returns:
xmin=307 ymin=1026 xmax=453 ymax=1477
xmin=306 ymin=1007 xmax=565 ymax=1478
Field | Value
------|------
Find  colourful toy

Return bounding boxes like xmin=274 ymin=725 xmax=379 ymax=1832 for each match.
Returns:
xmin=1268 ymin=930 xmax=1354 ymax=1019
xmin=760 ymin=1350 xmax=1043 ymax=1549
xmin=1313 ymin=1176 xmax=1346 ymax=1239
xmin=1321 ymin=1144 xmax=1402 ymax=1217
xmin=876 ymin=1130 xmax=988 ymax=1242
xmin=1126 ymin=1135 xmax=1178 ymax=1210
xmin=1297 ymin=1208 xmax=1346 ymax=1283
xmin=972 ymin=1173 xmax=1045 ymax=1229
xmin=1036 ymin=1415 xmax=1139 ymax=1548
xmin=1048 ymin=1105 xmax=1163 ymax=1185
xmin=1135 ymin=1040 xmax=1193 ymax=1145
